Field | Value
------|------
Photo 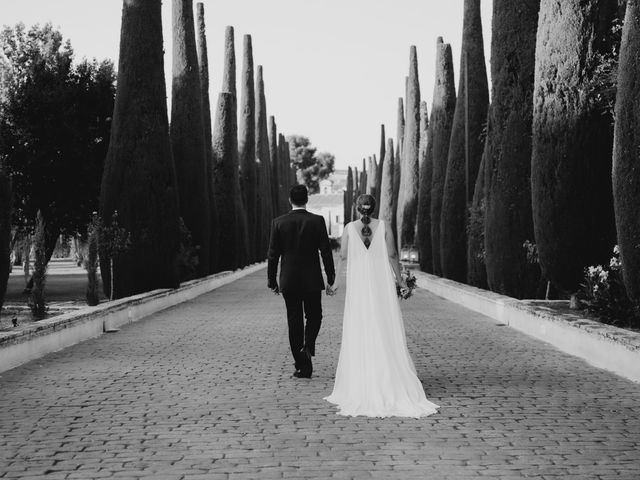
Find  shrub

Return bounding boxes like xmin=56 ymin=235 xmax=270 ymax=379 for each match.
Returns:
xmin=580 ymin=246 xmax=640 ymax=328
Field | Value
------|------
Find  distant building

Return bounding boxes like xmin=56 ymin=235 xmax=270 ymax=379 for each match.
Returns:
xmin=307 ymin=170 xmax=347 ymax=238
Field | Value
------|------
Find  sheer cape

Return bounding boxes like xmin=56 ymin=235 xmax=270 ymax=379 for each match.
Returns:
xmin=325 ymin=221 xmax=439 ymax=418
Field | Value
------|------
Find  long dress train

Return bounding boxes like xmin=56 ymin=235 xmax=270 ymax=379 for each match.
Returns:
xmin=324 ymin=221 xmax=439 ymax=418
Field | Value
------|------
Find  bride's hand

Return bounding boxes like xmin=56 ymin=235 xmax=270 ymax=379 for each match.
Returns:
xmin=326 ymin=285 xmax=338 ymax=296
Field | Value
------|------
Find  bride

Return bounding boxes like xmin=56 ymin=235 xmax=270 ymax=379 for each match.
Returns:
xmin=324 ymin=194 xmax=439 ymax=418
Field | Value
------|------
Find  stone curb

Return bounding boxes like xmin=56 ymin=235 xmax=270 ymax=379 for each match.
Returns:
xmin=414 ymin=271 xmax=640 ymax=383
xmin=0 ymin=262 xmax=267 ymax=373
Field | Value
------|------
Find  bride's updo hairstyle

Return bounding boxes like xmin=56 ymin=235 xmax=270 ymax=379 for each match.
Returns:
xmin=356 ymin=194 xmax=376 ymax=247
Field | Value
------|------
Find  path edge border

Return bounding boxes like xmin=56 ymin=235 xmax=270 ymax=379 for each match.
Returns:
xmin=414 ymin=271 xmax=640 ymax=384
xmin=0 ymin=262 xmax=267 ymax=374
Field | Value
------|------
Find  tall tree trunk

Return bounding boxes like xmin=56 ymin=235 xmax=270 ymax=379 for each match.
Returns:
xmin=238 ymin=34 xmax=257 ymax=262
xmin=195 ymin=2 xmax=219 ymax=274
xmin=467 ymin=129 xmax=488 ymax=289
xmin=430 ymin=39 xmax=457 ymax=277
xmin=374 ymin=124 xmax=386 ymax=218
xmin=255 ymin=65 xmax=273 ymax=259
xmin=440 ymin=0 xmax=489 ymax=283
xmin=220 ymin=26 xmax=249 ymax=267
xmin=416 ymin=101 xmax=433 ymax=273
xmin=367 ymin=156 xmax=377 ymax=195
xmin=171 ymin=0 xmax=210 ymax=277
xmin=279 ymin=133 xmax=290 ymax=213
xmin=99 ymin=0 xmax=180 ymax=298
xmin=397 ymin=45 xmax=421 ymax=250
xmin=379 ymin=139 xmax=395 ymax=234
xmin=269 ymin=116 xmax=280 ymax=213
xmin=222 ymin=26 xmax=237 ymax=99
xmin=391 ymin=98 xmax=404 ymax=247
xmin=484 ymin=0 xmax=541 ymax=298
xmin=532 ymin=0 xmax=619 ymax=293
xmin=213 ymin=92 xmax=244 ymax=270
xmin=345 ymin=166 xmax=354 ymax=224
xmin=613 ymin=0 xmax=640 ymax=306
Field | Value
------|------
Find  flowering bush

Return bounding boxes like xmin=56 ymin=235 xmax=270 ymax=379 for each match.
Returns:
xmin=396 ymin=270 xmax=417 ymax=300
xmin=581 ymin=246 xmax=639 ymax=328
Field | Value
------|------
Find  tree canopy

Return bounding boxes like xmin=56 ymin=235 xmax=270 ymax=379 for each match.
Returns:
xmin=0 ymin=23 xmax=115 ymax=237
xmin=286 ymin=135 xmax=335 ymax=193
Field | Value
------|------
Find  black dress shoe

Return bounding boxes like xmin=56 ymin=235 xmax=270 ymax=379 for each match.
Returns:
xmin=293 ymin=370 xmax=312 ymax=379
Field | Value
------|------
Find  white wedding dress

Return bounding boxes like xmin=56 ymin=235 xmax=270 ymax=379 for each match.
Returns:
xmin=324 ymin=221 xmax=439 ymax=418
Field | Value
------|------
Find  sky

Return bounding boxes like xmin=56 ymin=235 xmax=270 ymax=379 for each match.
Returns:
xmin=1 ymin=0 xmax=493 ymax=171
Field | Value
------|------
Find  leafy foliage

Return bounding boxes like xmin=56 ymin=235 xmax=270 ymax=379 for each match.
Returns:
xmin=0 ymin=23 xmax=116 ymax=237
xmin=286 ymin=135 xmax=335 ymax=194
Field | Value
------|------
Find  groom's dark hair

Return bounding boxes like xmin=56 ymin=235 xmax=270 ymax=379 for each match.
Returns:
xmin=289 ymin=185 xmax=308 ymax=206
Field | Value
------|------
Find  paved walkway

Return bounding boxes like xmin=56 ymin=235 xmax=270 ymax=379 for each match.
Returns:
xmin=1 ymin=268 xmax=639 ymax=479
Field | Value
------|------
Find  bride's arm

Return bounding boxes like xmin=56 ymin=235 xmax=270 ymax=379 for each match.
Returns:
xmin=385 ymin=223 xmax=407 ymax=288
xmin=328 ymin=225 xmax=349 ymax=293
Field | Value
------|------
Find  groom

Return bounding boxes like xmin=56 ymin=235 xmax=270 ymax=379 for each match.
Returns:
xmin=267 ymin=185 xmax=335 ymax=379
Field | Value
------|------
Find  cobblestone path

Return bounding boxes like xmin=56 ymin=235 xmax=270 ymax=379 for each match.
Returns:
xmin=1 ymin=268 xmax=639 ymax=479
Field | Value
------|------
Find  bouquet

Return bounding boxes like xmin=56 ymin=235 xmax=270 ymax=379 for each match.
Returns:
xmin=396 ymin=270 xmax=417 ymax=300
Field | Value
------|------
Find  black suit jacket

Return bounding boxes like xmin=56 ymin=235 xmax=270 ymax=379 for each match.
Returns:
xmin=267 ymin=209 xmax=335 ymax=295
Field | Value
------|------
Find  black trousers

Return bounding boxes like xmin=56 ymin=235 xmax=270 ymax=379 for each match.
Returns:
xmin=283 ymin=290 xmax=322 ymax=371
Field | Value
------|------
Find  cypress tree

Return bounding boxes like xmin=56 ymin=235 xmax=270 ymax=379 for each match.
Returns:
xmin=100 ymin=0 xmax=181 ymax=297
xmin=255 ymin=65 xmax=273 ymax=258
xmin=430 ymin=39 xmax=457 ymax=277
xmin=282 ymin=137 xmax=289 ymax=200
xmin=238 ymin=34 xmax=257 ymax=262
xmin=171 ymin=0 xmax=210 ymax=277
xmin=269 ymin=116 xmax=281 ymax=214
xmin=379 ymin=139 xmax=395 ymax=235
xmin=391 ymin=98 xmax=404 ymax=245
xmin=0 ymin=162 xmax=11 ymax=311
xmin=278 ymin=133 xmax=290 ymax=213
xmin=416 ymin=101 xmax=433 ymax=273
xmin=352 ymin=166 xmax=360 ymax=220
xmin=345 ymin=166 xmax=354 ymax=224
xmin=254 ymin=147 xmax=265 ymax=261
xmin=360 ymin=159 xmax=367 ymax=199
xmin=374 ymin=125 xmax=386 ymax=217
xmin=354 ymin=167 xmax=360 ymax=194
xmin=212 ymin=92 xmax=244 ymax=270
xmin=195 ymin=2 xmax=219 ymax=274
xmin=397 ymin=45 xmax=421 ymax=251
xmin=285 ymin=141 xmax=293 ymax=204
xmin=288 ymin=142 xmax=297 ymax=187
xmin=440 ymin=0 xmax=489 ymax=282
xmin=532 ymin=0 xmax=619 ymax=295
xmin=367 ymin=156 xmax=377 ymax=195
xmin=484 ymin=0 xmax=540 ymax=298
xmin=613 ymin=0 xmax=640 ymax=305
xmin=222 ymin=26 xmax=236 ymax=99
xmin=467 ymin=130 xmax=488 ymax=289
xmin=220 ymin=26 xmax=249 ymax=267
